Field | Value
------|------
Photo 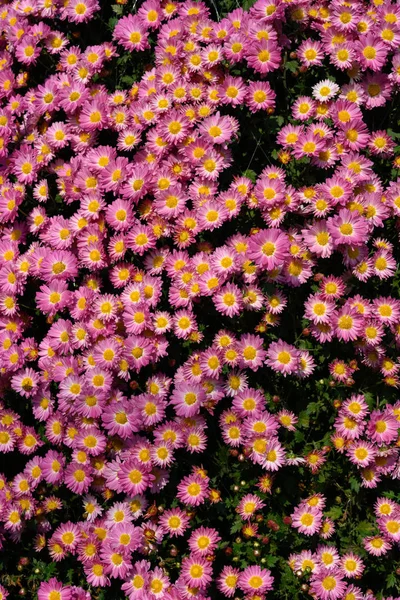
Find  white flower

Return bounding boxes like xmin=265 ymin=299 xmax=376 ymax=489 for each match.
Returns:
xmin=312 ymin=79 xmax=340 ymax=101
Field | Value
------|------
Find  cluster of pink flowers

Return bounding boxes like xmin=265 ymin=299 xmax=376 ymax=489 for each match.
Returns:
xmin=219 ymin=378 xmax=300 ymax=471
xmin=289 ymin=494 xmax=400 ymax=599
xmin=331 ymin=394 xmax=400 ymax=487
xmin=0 ymin=0 xmax=398 ymax=597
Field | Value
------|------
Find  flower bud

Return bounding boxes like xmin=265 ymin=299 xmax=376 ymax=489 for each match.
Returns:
xmin=261 ymin=536 xmax=270 ymax=544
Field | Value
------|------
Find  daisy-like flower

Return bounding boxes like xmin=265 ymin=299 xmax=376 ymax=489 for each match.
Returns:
xmin=217 ymin=566 xmax=240 ymax=598
xmin=246 ymin=80 xmax=275 ymax=112
xmin=347 ymin=441 xmax=376 ymax=467
xmin=303 ymin=220 xmax=334 ymax=258
xmin=340 ymin=553 xmax=365 ymax=577
xmin=304 ymin=294 xmax=335 ymax=324
xmin=113 ymin=14 xmax=149 ymax=51
xmin=246 ymin=41 xmax=281 ymax=74
xmin=238 ymin=565 xmax=274 ymax=595
xmin=248 ymin=229 xmax=289 ymax=270
xmin=11 ymin=368 xmax=40 ymax=398
xmin=238 ymin=334 xmax=267 ymax=371
xmin=148 ymin=567 xmax=170 ymax=598
xmin=64 ymin=462 xmax=92 ymax=494
xmin=100 ymin=544 xmax=132 ymax=579
xmin=37 ymin=578 xmax=71 ymax=600
xmin=373 ymin=297 xmax=400 ymax=324
xmin=334 ymin=413 xmax=365 ymax=441
xmin=181 ymin=555 xmax=213 ymax=589
xmin=199 ymin=112 xmax=237 ymax=145
xmin=310 ymin=568 xmax=347 ymax=600
xmin=266 ymin=340 xmax=299 ymax=376
xmin=297 ymin=39 xmax=324 ymax=66
xmin=54 ymin=521 xmax=81 ymax=552
xmin=236 ymin=493 xmax=265 ymax=520
xmin=342 ymin=395 xmax=369 ymax=421
xmin=357 ymin=35 xmax=388 ymax=71
xmin=188 ymin=526 xmax=221 ymax=556
xmin=327 ymin=209 xmax=369 ymax=247
xmin=364 ymin=535 xmax=392 ymax=556
xmin=277 ymin=409 xmax=298 ymax=431
xmin=170 ymin=382 xmax=205 ymax=417
xmin=320 ymin=519 xmax=335 ymax=540
xmin=367 ymin=410 xmax=399 ymax=445
xmin=332 ymin=308 xmax=363 ymax=342
xmin=0 ymin=428 xmax=15 ymax=453
xmin=374 ymin=497 xmax=398 ymax=518
xmin=120 ymin=460 xmax=153 ymax=496
xmin=378 ymin=515 xmax=400 ymax=541
xmin=312 ymin=80 xmax=340 ymax=102
xmin=159 ymin=508 xmax=190 ymax=537
xmin=292 ymin=505 xmax=322 ymax=535
xmin=176 ymin=474 xmax=209 ymax=506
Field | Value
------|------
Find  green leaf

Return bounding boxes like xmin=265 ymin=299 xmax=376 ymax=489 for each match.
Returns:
xmin=242 ymin=169 xmax=257 ymax=182
xmin=349 ymin=477 xmax=360 ymax=493
xmin=111 ymin=4 xmax=124 ymax=14
xmin=266 ymin=555 xmax=279 ymax=568
xmin=108 ymin=16 xmax=118 ymax=29
xmin=230 ymin=520 xmax=243 ymax=534
xmin=285 ymin=60 xmax=299 ymax=72
xmin=387 ymin=128 xmax=400 ymax=139
xmin=357 ymin=521 xmax=374 ymax=537
xmin=386 ymin=573 xmax=397 ymax=589
xmin=121 ymin=75 xmax=136 ymax=86
xmin=326 ymin=505 xmax=342 ymax=520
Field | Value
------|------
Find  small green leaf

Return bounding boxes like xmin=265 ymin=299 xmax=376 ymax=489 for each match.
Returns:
xmin=111 ymin=3 xmax=124 ymax=14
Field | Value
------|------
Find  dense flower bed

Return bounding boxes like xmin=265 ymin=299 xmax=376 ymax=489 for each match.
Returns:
xmin=0 ymin=0 xmax=399 ymax=598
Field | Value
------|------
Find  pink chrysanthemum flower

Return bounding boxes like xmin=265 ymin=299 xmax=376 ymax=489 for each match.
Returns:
xmin=181 ymin=555 xmax=213 ymax=589
xmin=237 ymin=494 xmax=265 ymax=520
xmin=341 ymin=553 xmax=365 ymax=577
xmin=238 ymin=565 xmax=274 ymax=595
xmin=37 ymin=578 xmax=71 ymax=600
xmin=248 ymin=229 xmax=289 ymax=270
xmin=327 ymin=209 xmax=369 ymax=247
xmin=357 ymin=35 xmax=388 ymax=71
xmin=159 ymin=508 xmax=190 ymax=537
xmin=238 ymin=334 xmax=267 ymax=371
xmin=310 ymin=568 xmax=347 ymax=600
xmin=188 ymin=526 xmax=221 ymax=556
xmin=374 ymin=497 xmax=398 ymax=519
xmin=364 ymin=535 xmax=392 ymax=556
xmin=176 ymin=474 xmax=209 ymax=506
xmin=291 ymin=505 xmax=322 ymax=535
xmin=367 ymin=410 xmax=399 ymax=445
xmin=266 ymin=340 xmax=299 ymax=376
xmin=332 ymin=308 xmax=363 ymax=342
xmin=217 ymin=566 xmax=240 ymax=598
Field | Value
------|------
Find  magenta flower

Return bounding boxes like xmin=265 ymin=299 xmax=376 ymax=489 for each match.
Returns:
xmin=238 ymin=565 xmax=274 ymax=595
xmin=266 ymin=340 xmax=299 ymax=376
xmin=327 ymin=209 xmax=370 ymax=247
xmin=310 ymin=568 xmax=347 ymax=600
xmin=292 ymin=504 xmax=322 ymax=535
xmin=248 ymin=229 xmax=289 ymax=270
xmin=38 ymin=578 xmax=72 ymax=600
xmin=176 ymin=474 xmax=209 ymax=506
xmin=181 ymin=555 xmax=213 ymax=589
